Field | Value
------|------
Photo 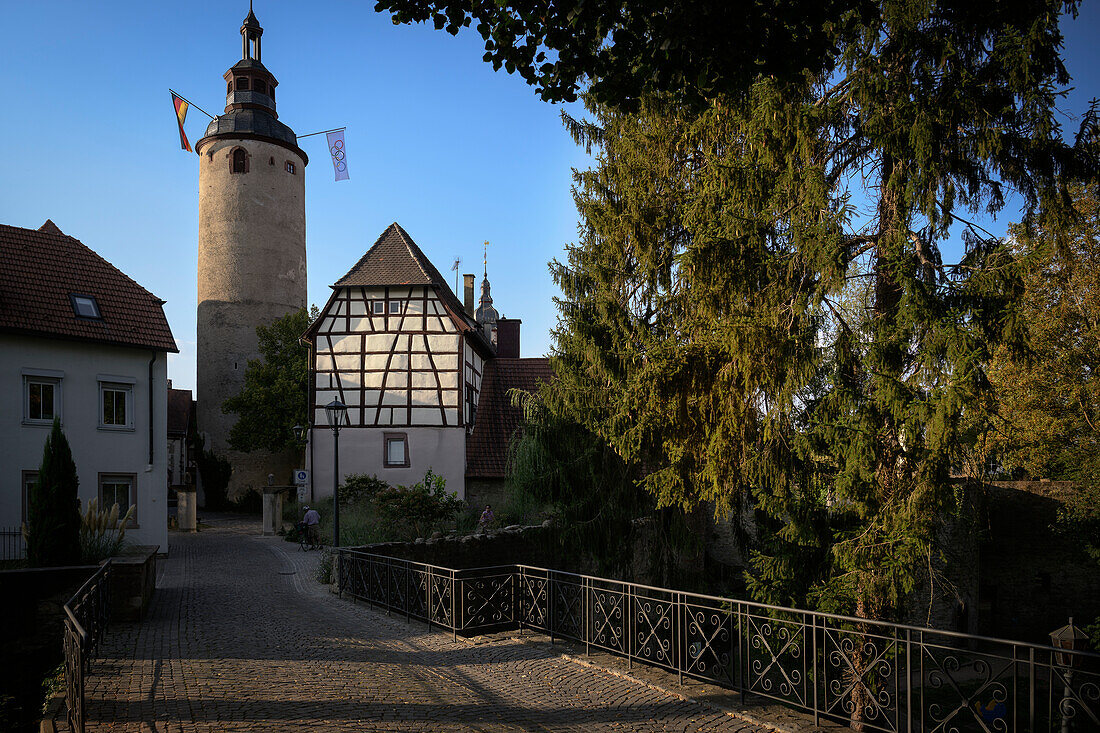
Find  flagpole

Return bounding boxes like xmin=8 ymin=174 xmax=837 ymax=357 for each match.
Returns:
xmin=298 ymin=127 xmax=346 ymax=139
xmin=169 ymin=89 xmax=216 ymax=120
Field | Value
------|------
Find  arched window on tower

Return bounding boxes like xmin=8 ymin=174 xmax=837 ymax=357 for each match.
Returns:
xmin=231 ymin=148 xmax=248 ymax=174
xmin=254 ymin=79 xmax=266 ymax=96
xmin=235 ymin=77 xmax=249 ymax=91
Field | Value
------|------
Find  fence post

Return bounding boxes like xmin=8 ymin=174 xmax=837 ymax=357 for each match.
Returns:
xmin=452 ymin=569 xmax=457 ymax=642
xmin=905 ymin=628 xmax=912 ymax=733
xmin=812 ymin=613 xmax=819 ymax=727
xmin=1029 ymin=646 xmax=1035 ymax=732
xmin=677 ymin=592 xmax=683 ymax=686
xmin=585 ymin=577 xmax=591 ymax=656
xmin=626 ymin=584 xmax=632 ymax=670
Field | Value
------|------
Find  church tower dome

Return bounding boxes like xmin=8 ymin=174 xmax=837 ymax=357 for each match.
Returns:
xmin=195 ymin=6 xmax=307 ymax=496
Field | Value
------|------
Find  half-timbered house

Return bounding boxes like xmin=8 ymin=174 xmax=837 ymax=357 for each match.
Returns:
xmin=303 ymin=223 xmax=496 ymax=499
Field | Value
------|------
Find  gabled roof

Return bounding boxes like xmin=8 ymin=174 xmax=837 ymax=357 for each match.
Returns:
xmin=466 ymin=358 xmax=554 ymax=479
xmin=306 ymin=223 xmax=489 ymax=353
xmin=0 ymin=221 xmax=178 ymax=352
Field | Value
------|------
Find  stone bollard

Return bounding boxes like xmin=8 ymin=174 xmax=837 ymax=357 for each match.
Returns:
xmin=176 ymin=488 xmax=198 ymax=532
xmin=262 ymin=487 xmax=287 ymax=536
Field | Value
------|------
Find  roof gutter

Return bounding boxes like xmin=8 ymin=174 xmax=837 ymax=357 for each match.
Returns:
xmin=148 ymin=351 xmax=157 ymax=468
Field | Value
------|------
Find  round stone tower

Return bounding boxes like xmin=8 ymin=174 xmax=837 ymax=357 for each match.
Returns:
xmin=196 ymin=7 xmax=307 ymax=498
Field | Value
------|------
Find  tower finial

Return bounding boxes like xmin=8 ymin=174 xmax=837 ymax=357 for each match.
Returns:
xmin=483 ymin=240 xmax=489 ymax=279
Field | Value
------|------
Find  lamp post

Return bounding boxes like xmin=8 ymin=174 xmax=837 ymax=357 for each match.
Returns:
xmin=1050 ymin=618 xmax=1090 ymax=733
xmin=324 ymin=399 xmax=347 ymax=547
xmin=292 ymin=424 xmax=308 ymax=503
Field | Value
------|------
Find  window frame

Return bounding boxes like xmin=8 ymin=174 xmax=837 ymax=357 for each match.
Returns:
xmin=285 ymin=160 xmax=296 ymax=174
xmin=98 ymin=379 xmax=135 ymax=431
xmin=21 ymin=471 xmax=37 ymax=525
xmin=98 ymin=473 xmax=138 ymax=528
xmin=372 ymin=300 xmax=385 ymax=315
xmin=69 ymin=293 xmax=102 ymax=320
xmin=383 ymin=433 xmax=410 ymax=468
xmin=388 ymin=300 xmax=402 ymax=315
xmin=23 ymin=372 xmax=61 ymax=425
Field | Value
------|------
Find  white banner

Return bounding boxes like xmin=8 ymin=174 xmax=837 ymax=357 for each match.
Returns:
xmin=327 ymin=130 xmax=349 ymax=181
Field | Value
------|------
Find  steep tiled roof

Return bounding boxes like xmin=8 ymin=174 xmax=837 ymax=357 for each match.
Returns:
xmin=466 ymin=358 xmax=553 ymax=479
xmin=0 ymin=221 xmax=177 ymax=352
xmin=167 ymin=388 xmax=194 ymax=436
xmin=334 ymin=222 xmax=470 ymax=321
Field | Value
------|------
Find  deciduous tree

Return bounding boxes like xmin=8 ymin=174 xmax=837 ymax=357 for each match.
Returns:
xmin=223 ymin=307 xmax=317 ymax=453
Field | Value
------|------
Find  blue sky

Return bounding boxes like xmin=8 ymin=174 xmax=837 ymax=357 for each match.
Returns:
xmin=1 ymin=1 xmax=1099 ymax=396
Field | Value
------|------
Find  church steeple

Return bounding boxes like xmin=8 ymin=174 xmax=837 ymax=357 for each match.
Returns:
xmin=475 ymin=241 xmax=500 ymax=345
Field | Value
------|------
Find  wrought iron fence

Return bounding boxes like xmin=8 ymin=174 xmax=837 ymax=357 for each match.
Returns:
xmin=0 ymin=526 xmax=25 ymax=560
xmin=337 ymin=550 xmax=1100 ymax=732
xmin=63 ymin=560 xmax=112 ymax=733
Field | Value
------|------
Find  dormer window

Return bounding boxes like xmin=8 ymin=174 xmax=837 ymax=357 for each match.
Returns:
xmin=236 ymin=77 xmax=249 ymax=91
xmin=70 ymin=294 xmax=101 ymax=319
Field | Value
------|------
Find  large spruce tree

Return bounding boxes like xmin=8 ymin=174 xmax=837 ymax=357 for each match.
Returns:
xmin=544 ymin=0 xmax=1096 ymax=619
xmin=26 ymin=418 xmax=81 ymax=567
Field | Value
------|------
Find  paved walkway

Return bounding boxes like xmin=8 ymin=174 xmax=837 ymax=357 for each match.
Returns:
xmin=79 ymin=516 xmax=777 ymax=732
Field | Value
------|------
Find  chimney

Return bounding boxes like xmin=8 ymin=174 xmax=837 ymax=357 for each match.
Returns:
xmin=463 ymin=274 xmax=475 ymax=316
xmin=496 ymin=318 xmax=521 ymax=358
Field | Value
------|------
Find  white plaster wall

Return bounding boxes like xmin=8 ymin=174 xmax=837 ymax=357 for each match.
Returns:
xmin=306 ymin=426 xmax=467 ymax=501
xmin=0 ymin=334 xmax=169 ymax=551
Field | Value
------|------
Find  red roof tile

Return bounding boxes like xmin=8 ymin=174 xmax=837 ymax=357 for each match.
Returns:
xmin=0 ymin=221 xmax=177 ymax=352
xmin=466 ymin=358 xmax=553 ymax=479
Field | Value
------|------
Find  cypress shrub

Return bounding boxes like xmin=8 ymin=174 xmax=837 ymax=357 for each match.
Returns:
xmin=26 ymin=418 xmax=81 ymax=566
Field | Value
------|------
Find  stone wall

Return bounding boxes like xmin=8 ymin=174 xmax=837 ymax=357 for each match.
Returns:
xmin=353 ymin=521 xmax=572 ymax=571
xmin=977 ymin=481 xmax=1098 ymax=642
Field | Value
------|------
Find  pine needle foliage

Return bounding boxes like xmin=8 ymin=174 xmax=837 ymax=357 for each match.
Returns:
xmin=549 ymin=1 xmax=1097 ymax=620
xmin=25 ymin=418 xmax=81 ymax=567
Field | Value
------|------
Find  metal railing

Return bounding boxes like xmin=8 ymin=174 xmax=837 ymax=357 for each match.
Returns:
xmin=0 ymin=526 xmax=26 ymax=560
xmin=337 ymin=550 xmax=1100 ymax=732
xmin=63 ymin=561 xmax=112 ymax=733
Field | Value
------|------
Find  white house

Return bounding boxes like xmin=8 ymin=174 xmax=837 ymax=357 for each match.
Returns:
xmin=0 ymin=220 xmax=177 ymax=552
xmin=302 ymin=223 xmax=552 ymax=504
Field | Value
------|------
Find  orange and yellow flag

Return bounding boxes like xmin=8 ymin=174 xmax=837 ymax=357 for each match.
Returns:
xmin=171 ymin=92 xmax=192 ymax=152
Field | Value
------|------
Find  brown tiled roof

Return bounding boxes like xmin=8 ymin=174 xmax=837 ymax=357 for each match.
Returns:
xmin=167 ymin=388 xmax=193 ymax=436
xmin=334 ymin=222 xmax=470 ymax=321
xmin=308 ymin=222 xmax=493 ymax=358
xmin=466 ymin=357 xmax=553 ymax=479
xmin=0 ymin=221 xmax=177 ymax=352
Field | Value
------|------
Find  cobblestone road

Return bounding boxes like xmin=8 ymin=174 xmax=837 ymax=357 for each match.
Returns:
xmin=81 ymin=516 xmax=774 ymax=732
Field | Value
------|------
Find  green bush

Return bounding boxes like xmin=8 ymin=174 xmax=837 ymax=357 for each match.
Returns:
xmin=374 ymin=469 xmax=464 ymax=538
xmin=340 ymin=474 xmax=389 ymax=505
xmin=26 ymin=419 xmax=81 ymax=567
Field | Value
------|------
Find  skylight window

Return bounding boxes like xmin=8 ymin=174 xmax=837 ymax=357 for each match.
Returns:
xmin=70 ymin=294 xmax=101 ymax=319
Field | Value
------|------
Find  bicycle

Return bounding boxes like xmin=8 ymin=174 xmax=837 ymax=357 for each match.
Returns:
xmin=296 ymin=521 xmax=321 ymax=551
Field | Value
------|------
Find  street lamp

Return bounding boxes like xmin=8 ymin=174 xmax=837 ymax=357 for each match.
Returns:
xmin=324 ymin=399 xmax=347 ymax=547
xmin=1050 ymin=618 xmax=1090 ymax=733
xmin=292 ymin=424 xmax=307 ymax=443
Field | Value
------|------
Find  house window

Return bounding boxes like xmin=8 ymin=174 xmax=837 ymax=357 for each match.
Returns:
xmin=372 ymin=300 xmax=384 ymax=315
xmin=466 ymin=383 xmax=476 ymax=427
xmin=21 ymin=471 xmax=37 ymax=525
xmin=24 ymin=376 xmax=60 ymax=423
xmin=383 ymin=433 xmax=409 ymax=468
xmin=232 ymin=148 xmax=248 ymax=173
xmin=99 ymin=382 xmax=133 ymax=429
xmin=99 ymin=474 xmax=136 ymax=526
xmin=285 ymin=161 xmax=296 ymax=174
xmin=388 ymin=300 xmax=401 ymax=315
xmin=70 ymin=294 xmax=101 ymax=319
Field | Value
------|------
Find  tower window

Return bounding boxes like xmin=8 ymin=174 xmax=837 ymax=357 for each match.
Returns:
xmin=235 ymin=77 xmax=249 ymax=91
xmin=270 ymin=157 xmax=275 ymax=165
xmin=285 ymin=161 xmax=296 ymax=174
xmin=231 ymin=148 xmax=248 ymax=174
xmin=254 ymin=79 xmax=266 ymax=96
xmin=227 ymin=82 xmax=232 ymax=96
